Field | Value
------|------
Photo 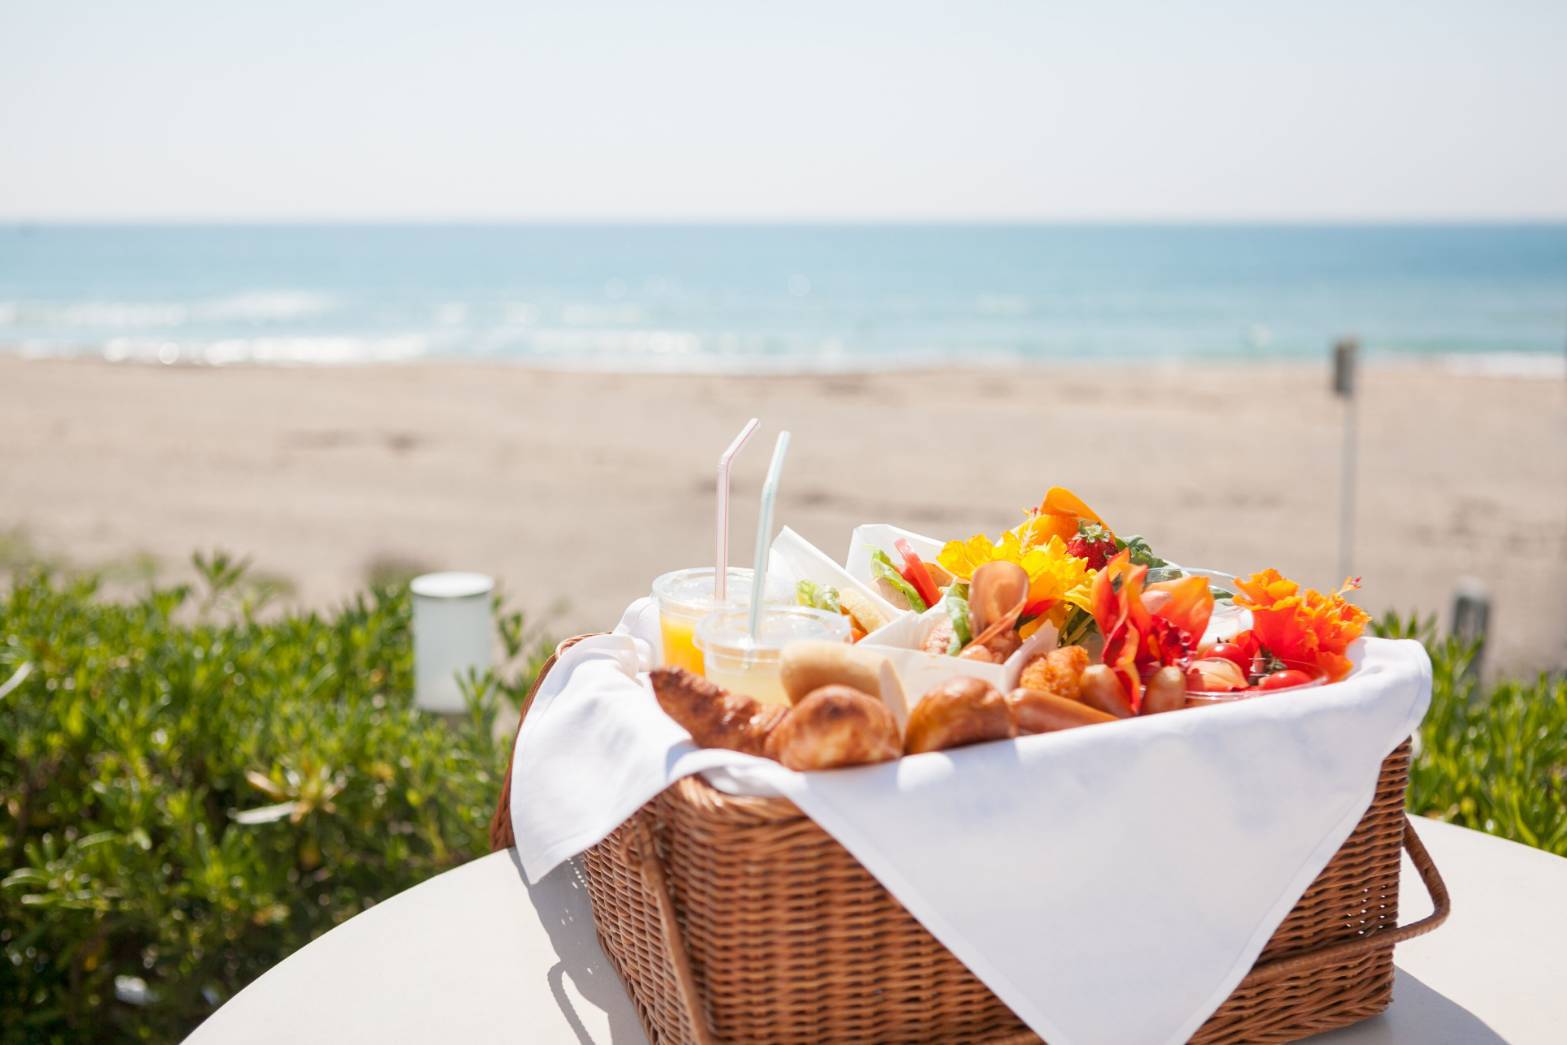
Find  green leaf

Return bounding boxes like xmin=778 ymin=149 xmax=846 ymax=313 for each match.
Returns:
xmin=795 ymin=580 xmax=840 ymax=613
xmin=870 ymin=550 xmax=927 ymax=612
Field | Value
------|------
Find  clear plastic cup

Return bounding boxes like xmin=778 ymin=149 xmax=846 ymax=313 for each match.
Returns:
xmin=695 ymin=606 xmax=851 ymax=706
xmin=652 ymin=568 xmax=761 ymax=675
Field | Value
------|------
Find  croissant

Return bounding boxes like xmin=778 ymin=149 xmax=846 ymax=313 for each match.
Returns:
xmin=764 ymin=685 xmax=902 ymax=771
xmin=904 ymin=677 xmax=1017 ymax=754
xmin=650 ymin=667 xmax=786 ymax=757
xmin=1017 ymin=645 xmax=1090 ymax=701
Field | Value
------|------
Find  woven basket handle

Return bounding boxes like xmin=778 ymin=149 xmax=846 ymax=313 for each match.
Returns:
xmin=627 ymin=816 xmax=717 ymax=1045
xmin=485 ymin=636 xmax=716 ymax=1041
xmin=1246 ymin=815 xmax=1451 ymax=986
xmin=488 ymin=633 xmax=599 ymax=852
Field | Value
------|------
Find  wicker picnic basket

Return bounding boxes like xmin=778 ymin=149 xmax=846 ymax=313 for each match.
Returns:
xmin=491 ymin=637 xmax=1450 ymax=1044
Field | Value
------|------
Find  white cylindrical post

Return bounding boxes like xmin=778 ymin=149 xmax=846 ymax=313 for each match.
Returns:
xmin=410 ymin=572 xmax=495 ymax=713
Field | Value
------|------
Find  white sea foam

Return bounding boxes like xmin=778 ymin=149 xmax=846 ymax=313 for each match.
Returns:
xmin=1434 ymin=351 xmax=1566 ymax=380
xmin=3 ymin=290 xmax=333 ymax=329
xmin=98 ymin=335 xmax=426 ymax=366
xmin=199 ymin=291 xmax=333 ymax=322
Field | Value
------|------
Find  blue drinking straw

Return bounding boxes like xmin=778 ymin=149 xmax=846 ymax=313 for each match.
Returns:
xmin=748 ymin=431 xmax=791 ymax=640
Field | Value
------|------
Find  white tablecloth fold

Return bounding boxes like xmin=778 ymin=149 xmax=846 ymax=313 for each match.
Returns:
xmin=511 ymin=597 xmax=1430 ymax=1045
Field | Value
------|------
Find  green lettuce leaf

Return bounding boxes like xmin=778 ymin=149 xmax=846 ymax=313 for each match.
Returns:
xmin=796 ymin=579 xmax=841 ymax=613
xmin=870 ymin=549 xmax=927 ymax=612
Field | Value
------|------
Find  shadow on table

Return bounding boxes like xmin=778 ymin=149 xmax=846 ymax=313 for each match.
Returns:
xmin=509 ymin=848 xmax=648 ymax=1045
xmin=1306 ymin=969 xmax=1505 ymax=1043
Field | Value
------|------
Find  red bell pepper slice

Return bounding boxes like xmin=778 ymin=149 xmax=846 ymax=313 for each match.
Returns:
xmin=894 ymin=538 xmax=942 ymax=608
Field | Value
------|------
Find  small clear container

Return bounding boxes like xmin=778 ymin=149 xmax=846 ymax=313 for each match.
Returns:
xmin=695 ymin=606 xmax=851 ymax=706
xmin=652 ymin=567 xmax=759 ymax=675
xmin=1185 ymin=658 xmax=1326 ymax=708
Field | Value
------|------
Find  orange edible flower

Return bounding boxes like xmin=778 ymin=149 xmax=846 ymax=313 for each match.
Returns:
xmin=1233 ymin=570 xmax=1370 ymax=682
xmin=1014 ymin=487 xmax=1106 ymax=549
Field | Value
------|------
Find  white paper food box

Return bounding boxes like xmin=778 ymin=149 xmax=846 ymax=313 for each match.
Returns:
xmin=861 ymin=603 xmax=1060 ymax=700
xmin=768 ymin=526 xmax=907 ymax=627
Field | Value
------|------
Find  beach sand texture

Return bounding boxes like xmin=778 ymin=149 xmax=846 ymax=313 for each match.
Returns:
xmin=2 ymin=357 xmax=1562 ymax=674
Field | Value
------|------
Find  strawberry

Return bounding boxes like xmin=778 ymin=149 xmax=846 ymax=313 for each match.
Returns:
xmin=1066 ymin=523 xmax=1117 ymax=570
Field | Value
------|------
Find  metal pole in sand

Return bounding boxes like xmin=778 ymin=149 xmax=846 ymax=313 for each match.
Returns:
xmin=1332 ymin=337 xmax=1359 ymax=586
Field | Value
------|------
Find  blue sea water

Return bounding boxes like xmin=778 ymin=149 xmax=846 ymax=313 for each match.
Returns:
xmin=0 ymin=224 xmax=1563 ymax=371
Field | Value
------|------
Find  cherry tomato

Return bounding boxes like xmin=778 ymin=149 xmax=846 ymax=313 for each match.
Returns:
xmin=1208 ymin=642 xmax=1253 ymax=671
xmin=1258 ymin=668 xmax=1314 ymax=690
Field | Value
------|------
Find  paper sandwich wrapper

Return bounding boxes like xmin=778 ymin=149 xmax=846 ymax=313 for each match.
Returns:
xmin=844 ymin=523 xmax=945 ymax=595
xmin=768 ymin=526 xmax=907 ymax=628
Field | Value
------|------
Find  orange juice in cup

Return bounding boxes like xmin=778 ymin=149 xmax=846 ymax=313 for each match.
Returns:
xmin=652 ymin=568 xmax=758 ymax=675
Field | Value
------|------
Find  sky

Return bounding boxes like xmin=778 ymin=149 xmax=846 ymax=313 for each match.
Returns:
xmin=2 ymin=1 xmax=1565 ymax=222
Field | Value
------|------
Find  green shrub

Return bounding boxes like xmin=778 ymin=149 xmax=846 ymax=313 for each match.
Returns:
xmin=3 ymin=565 xmax=1561 ymax=1043
xmin=1376 ymin=612 xmax=1567 ymax=854
xmin=1 ymin=556 xmax=549 ymax=1044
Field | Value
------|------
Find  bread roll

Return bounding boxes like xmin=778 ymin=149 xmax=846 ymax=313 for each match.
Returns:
xmin=1141 ymin=665 xmax=1187 ymax=715
xmin=1009 ymin=687 xmax=1118 ymax=734
xmin=764 ymin=685 xmax=902 ymax=771
xmin=1077 ymin=664 xmax=1135 ymax=719
xmin=904 ymin=676 xmax=1017 ymax=754
xmin=779 ymin=641 xmax=909 ymax=727
xmin=650 ymin=668 xmax=786 ymax=757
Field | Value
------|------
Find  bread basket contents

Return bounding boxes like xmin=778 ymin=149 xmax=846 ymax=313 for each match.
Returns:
xmin=650 ymin=484 xmax=1371 ymax=767
xmin=794 ymin=580 xmax=892 ymax=642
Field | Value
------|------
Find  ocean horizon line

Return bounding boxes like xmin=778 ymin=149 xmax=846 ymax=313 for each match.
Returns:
xmin=6 ymin=217 xmax=1567 ymax=230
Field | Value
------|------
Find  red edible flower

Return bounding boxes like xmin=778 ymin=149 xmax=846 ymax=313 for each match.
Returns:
xmin=1091 ymin=550 xmax=1215 ymax=711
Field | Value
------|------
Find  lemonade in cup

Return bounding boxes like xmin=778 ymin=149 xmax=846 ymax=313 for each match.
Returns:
xmin=652 ymin=567 xmax=759 ymax=675
xmin=695 ymin=605 xmax=850 ymax=706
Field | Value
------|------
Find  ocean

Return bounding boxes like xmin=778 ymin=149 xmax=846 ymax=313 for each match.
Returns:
xmin=1 ymin=224 xmax=1563 ymax=372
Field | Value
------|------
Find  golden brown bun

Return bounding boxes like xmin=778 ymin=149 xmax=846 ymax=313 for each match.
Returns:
xmin=650 ymin=668 xmax=786 ymax=757
xmin=1141 ymin=665 xmax=1187 ymax=715
xmin=1077 ymin=664 xmax=1135 ymax=719
xmin=1009 ymin=687 xmax=1118 ymax=734
xmin=778 ymin=641 xmax=909 ymax=726
xmin=904 ymin=677 xmax=1017 ymax=754
xmin=1017 ymin=645 xmax=1090 ymax=701
xmin=764 ymin=685 xmax=902 ymax=771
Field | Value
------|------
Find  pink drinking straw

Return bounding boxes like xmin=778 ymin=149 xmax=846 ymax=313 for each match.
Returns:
xmin=714 ymin=418 xmax=760 ymax=602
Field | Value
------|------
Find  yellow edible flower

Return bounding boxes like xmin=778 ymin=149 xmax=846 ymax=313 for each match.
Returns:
xmin=938 ymin=531 xmax=1096 ymax=636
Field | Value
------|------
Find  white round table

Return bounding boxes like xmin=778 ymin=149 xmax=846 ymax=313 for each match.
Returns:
xmin=186 ymin=817 xmax=1566 ymax=1044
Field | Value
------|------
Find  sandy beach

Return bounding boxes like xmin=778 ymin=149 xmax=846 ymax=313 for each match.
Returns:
xmin=2 ymin=357 xmax=1563 ymax=674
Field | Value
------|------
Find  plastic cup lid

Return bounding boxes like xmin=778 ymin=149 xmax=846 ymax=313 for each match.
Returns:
xmin=695 ymin=605 xmax=849 ymax=655
xmin=410 ymin=572 xmax=495 ymax=599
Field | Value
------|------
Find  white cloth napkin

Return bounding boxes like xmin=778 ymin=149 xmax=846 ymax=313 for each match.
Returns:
xmin=510 ymin=597 xmax=1430 ymax=1045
